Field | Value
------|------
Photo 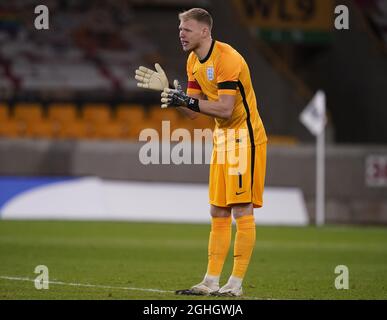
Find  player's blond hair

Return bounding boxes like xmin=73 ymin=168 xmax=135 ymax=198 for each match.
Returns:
xmin=179 ymin=8 xmax=213 ymax=31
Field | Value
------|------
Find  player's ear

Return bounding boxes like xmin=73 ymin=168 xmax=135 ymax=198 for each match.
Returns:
xmin=201 ymin=27 xmax=209 ymax=37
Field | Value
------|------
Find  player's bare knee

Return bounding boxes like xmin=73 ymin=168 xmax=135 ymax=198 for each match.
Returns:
xmin=210 ymin=205 xmax=231 ymax=218
xmin=232 ymin=203 xmax=253 ymax=219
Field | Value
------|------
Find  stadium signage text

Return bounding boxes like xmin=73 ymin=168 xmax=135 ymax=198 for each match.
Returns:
xmin=234 ymin=0 xmax=333 ymax=31
xmin=366 ymin=155 xmax=387 ymax=187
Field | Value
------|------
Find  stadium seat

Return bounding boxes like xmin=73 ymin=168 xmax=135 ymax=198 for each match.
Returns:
xmin=268 ymin=135 xmax=298 ymax=145
xmin=128 ymin=119 xmax=161 ymax=140
xmin=0 ymin=119 xmax=23 ymax=138
xmin=14 ymin=103 xmax=43 ymax=122
xmin=59 ymin=119 xmax=92 ymax=139
xmin=148 ymin=105 xmax=180 ymax=123
xmin=116 ymin=104 xmax=146 ymax=124
xmin=94 ymin=121 xmax=128 ymax=140
xmin=48 ymin=103 xmax=78 ymax=123
xmin=193 ymin=114 xmax=214 ymax=130
xmin=0 ymin=103 xmax=9 ymax=121
xmin=25 ymin=119 xmax=56 ymax=139
xmin=169 ymin=118 xmax=212 ymax=143
xmin=82 ymin=104 xmax=112 ymax=124
xmin=174 ymin=117 xmax=196 ymax=133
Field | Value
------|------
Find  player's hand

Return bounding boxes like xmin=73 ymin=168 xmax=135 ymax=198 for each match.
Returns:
xmin=135 ymin=63 xmax=169 ymax=91
xmin=161 ymin=80 xmax=200 ymax=112
xmin=160 ymin=80 xmax=185 ymax=108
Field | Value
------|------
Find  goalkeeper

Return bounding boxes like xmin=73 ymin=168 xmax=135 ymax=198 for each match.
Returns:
xmin=135 ymin=8 xmax=267 ymax=297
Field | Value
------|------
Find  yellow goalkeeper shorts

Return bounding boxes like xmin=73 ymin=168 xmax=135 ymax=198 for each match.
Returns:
xmin=209 ymin=143 xmax=267 ymax=208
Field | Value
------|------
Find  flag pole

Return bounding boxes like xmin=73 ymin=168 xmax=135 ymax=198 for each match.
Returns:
xmin=299 ymin=90 xmax=327 ymax=227
xmin=316 ymin=125 xmax=325 ymax=226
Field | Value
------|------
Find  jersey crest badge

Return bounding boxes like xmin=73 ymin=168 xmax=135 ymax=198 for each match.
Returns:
xmin=206 ymin=66 xmax=214 ymax=81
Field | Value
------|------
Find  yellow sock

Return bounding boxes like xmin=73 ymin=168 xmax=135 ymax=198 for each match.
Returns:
xmin=232 ymin=215 xmax=256 ymax=279
xmin=206 ymin=216 xmax=232 ymax=277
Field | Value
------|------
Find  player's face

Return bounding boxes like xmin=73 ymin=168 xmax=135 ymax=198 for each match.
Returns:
xmin=179 ymin=19 xmax=207 ymax=52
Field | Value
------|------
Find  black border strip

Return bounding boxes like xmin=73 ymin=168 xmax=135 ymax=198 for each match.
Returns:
xmin=199 ymin=40 xmax=215 ymax=64
xmin=218 ymin=81 xmax=238 ymax=90
xmin=237 ymin=81 xmax=256 ymax=195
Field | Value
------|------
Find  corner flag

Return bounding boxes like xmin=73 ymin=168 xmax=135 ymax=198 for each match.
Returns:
xmin=299 ymin=90 xmax=326 ymax=136
xmin=300 ymin=90 xmax=327 ymax=226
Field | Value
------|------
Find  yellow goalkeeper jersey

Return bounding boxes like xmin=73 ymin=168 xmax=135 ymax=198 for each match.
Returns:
xmin=186 ymin=40 xmax=267 ymax=151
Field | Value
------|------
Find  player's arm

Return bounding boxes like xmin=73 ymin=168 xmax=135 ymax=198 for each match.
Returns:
xmin=198 ymin=80 xmax=238 ymax=119
xmin=166 ymin=78 xmax=205 ymax=120
xmin=161 ymin=89 xmax=235 ymax=120
xmin=195 ymin=95 xmax=235 ymax=120
xmin=161 ymin=82 xmax=236 ymax=120
xmin=162 ymin=51 xmax=240 ymax=119
xmin=177 ymin=92 xmax=207 ymax=120
xmin=178 ymin=65 xmax=206 ymax=119
xmin=175 ymin=54 xmax=210 ymax=119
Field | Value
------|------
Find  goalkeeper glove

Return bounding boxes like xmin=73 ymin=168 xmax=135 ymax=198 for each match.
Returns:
xmin=135 ymin=63 xmax=169 ymax=91
xmin=161 ymin=80 xmax=200 ymax=112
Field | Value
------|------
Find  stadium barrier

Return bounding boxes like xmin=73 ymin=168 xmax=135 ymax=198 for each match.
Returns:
xmin=0 ymin=176 xmax=308 ymax=225
xmin=0 ymin=139 xmax=386 ymax=224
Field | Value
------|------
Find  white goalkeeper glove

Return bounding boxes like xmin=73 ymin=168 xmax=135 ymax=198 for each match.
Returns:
xmin=135 ymin=63 xmax=169 ymax=91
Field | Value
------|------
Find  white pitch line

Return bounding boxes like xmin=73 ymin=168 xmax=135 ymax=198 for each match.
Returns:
xmin=0 ymin=275 xmax=266 ymax=300
xmin=0 ymin=276 xmax=173 ymax=294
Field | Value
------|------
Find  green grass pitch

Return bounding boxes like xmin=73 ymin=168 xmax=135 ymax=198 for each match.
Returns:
xmin=0 ymin=220 xmax=386 ymax=300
